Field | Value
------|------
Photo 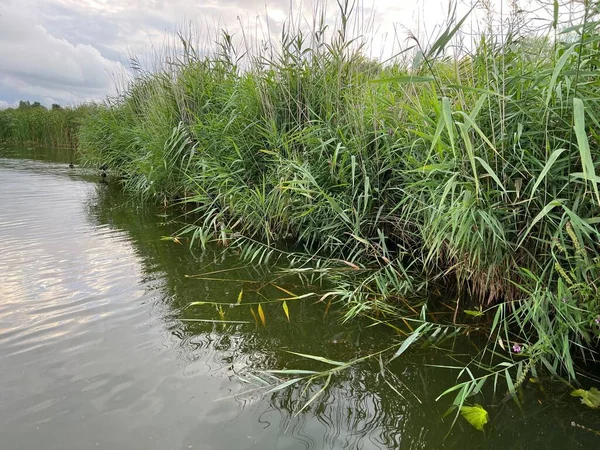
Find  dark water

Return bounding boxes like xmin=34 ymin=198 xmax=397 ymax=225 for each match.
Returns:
xmin=0 ymin=145 xmax=598 ymax=449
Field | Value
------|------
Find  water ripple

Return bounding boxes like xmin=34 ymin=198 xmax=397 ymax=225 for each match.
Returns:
xmin=2 ymin=153 xmax=591 ymax=450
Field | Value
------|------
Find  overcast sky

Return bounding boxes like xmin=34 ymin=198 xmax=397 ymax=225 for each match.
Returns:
xmin=0 ymin=0 xmax=530 ymax=108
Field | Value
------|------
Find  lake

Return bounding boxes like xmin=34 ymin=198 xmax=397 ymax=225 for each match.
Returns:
xmin=0 ymin=146 xmax=597 ymax=449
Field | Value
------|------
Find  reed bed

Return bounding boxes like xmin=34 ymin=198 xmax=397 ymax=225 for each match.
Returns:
xmin=6 ymin=0 xmax=600 ymax=418
xmin=0 ymin=104 xmax=91 ymax=148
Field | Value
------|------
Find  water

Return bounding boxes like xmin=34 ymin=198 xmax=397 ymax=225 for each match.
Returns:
xmin=0 ymin=146 xmax=598 ymax=449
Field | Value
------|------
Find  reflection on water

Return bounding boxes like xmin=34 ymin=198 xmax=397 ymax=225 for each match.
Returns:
xmin=0 ymin=146 xmax=598 ymax=450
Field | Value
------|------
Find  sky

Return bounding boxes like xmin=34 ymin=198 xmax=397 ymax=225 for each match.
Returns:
xmin=0 ymin=0 xmax=540 ymax=108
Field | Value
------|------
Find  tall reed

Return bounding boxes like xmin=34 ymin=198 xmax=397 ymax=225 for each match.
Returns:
xmin=78 ymin=0 xmax=600 ymax=408
xmin=0 ymin=104 xmax=91 ymax=148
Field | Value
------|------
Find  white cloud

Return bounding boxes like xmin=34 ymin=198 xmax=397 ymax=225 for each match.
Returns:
xmin=0 ymin=0 xmax=533 ymax=106
xmin=0 ymin=2 xmax=126 ymax=105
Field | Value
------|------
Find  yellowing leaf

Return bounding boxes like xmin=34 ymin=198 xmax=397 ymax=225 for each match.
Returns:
xmin=257 ymin=303 xmax=266 ymax=326
xmin=282 ymin=301 xmax=290 ymax=322
xmin=218 ymin=305 xmax=225 ymax=321
xmin=571 ymin=387 xmax=600 ymax=409
xmin=285 ymin=351 xmax=346 ymax=366
xmin=460 ymin=404 xmax=489 ymax=431
xmin=272 ymin=284 xmax=296 ymax=297
xmin=497 ymin=337 xmax=505 ymax=351
xmin=341 ymin=259 xmax=360 ymax=269
xmin=236 ymin=289 xmax=243 ymax=305
xmin=250 ymin=307 xmax=258 ymax=325
xmin=188 ymin=302 xmax=206 ymax=307
xmin=323 ymin=298 xmax=333 ymax=318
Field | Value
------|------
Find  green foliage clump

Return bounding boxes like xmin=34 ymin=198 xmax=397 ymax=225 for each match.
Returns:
xmin=77 ymin=0 xmax=600 ymax=404
xmin=0 ymin=101 xmax=91 ymax=148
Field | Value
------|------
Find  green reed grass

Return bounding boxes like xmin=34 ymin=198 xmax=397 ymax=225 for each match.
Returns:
xmin=74 ymin=0 xmax=600 ymax=422
xmin=0 ymin=104 xmax=92 ymax=148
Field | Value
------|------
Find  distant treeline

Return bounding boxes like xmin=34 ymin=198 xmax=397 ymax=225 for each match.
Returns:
xmin=0 ymin=101 xmax=92 ymax=148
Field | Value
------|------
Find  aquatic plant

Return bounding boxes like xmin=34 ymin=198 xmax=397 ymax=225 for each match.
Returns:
xmin=75 ymin=0 xmax=600 ymax=427
xmin=0 ymin=103 xmax=91 ymax=148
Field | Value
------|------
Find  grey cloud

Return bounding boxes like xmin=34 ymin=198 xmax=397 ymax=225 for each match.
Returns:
xmin=0 ymin=0 xmax=452 ymax=106
xmin=0 ymin=2 xmax=126 ymax=105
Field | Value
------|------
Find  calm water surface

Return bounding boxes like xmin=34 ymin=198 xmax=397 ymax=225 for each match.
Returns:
xmin=0 ymin=146 xmax=598 ymax=449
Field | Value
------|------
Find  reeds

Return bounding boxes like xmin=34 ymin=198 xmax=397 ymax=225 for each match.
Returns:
xmin=0 ymin=104 xmax=91 ymax=148
xmin=76 ymin=0 xmax=600 ymax=410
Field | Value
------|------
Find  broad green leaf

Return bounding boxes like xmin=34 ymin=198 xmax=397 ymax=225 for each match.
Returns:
xmin=474 ymin=156 xmax=506 ymax=193
xmin=546 ymin=44 xmax=577 ymax=105
xmin=460 ymin=404 xmax=489 ymax=431
xmin=371 ymin=75 xmax=435 ymax=84
xmin=570 ymin=172 xmax=600 ymax=183
xmin=517 ymin=200 xmax=562 ymax=247
xmin=458 ymin=112 xmax=499 ymax=155
xmin=389 ymin=323 xmax=429 ymax=362
xmin=428 ymin=117 xmax=446 ymax=156
xmin=573 ymin=98 xmax=600 ymax=206
xmin=529 ymin=148 xmax=566 ymax=202
xmin=458 ymin=122 xmax=479 ymax=197
xmin=468 ymin=94 xmax=488 ymax=124
xmin=571 ymin=387 xmax=600 ymax=409
xmin=427 ymin=5 xmax=474 ymax=58
xmin=442 ymin=97 xmax=455 ymax=153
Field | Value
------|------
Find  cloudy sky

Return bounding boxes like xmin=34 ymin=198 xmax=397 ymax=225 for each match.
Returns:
xmin=0 ymin=0 xmax=515 ymax=108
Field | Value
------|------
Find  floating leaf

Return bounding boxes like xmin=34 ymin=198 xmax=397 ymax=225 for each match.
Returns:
xmin=464 ymin=309 xmax=484 ymax=317
xmin=180 ymin=318 xmax=250 ymax=324
xmin=298 ymin=373 xmax=332 ymax=414
xmin=236 ymin=289 xmax=243 ymax=305
xmin=286 ymin=351 xmax=346 ymax=366
xmin=160 ymin=235 xmax=182 ymax=244
xmin=277 ymin=293 xmax=315 ymax=301
xmin=265 ymin=378 xmax=302 ymax=394
xmin=571 ymin=387 xmax=600 ymax=409
xmin=282 ymin=301 xmax=290 ymax=322
xmin=257 ymin=303 xmax=266 ymax=326
xmin=460 ymin=404 xmax=489 ymax=431
xmin=264 ymin=369 xmax=319 ymax=375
